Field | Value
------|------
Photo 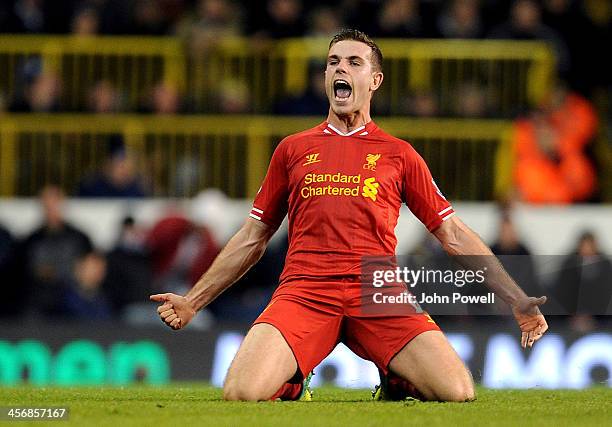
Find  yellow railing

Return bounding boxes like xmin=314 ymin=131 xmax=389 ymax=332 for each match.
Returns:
xmin=0 ymin=36 xmax=554 ymax=115
xmin=0 ymin=36 xmax=184 ymax=111
xmin=275 ymin=38 xmax=555 ymax=115
xmin=0 ymin=114 xmax=512 ymax=200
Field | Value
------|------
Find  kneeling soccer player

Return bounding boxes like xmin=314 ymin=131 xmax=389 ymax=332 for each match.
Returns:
xmin=151 ymin=29 xmax=548 ymax=402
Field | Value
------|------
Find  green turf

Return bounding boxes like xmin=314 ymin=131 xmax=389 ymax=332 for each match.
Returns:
xmin=0 ymin=385 xmax=610 ymax=426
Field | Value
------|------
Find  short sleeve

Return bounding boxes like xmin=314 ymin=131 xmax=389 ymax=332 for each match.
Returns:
xmin=249 ymin=141 xmax=289 ymax=228
xmin=402 ymin=146 xmax=454 ymax=231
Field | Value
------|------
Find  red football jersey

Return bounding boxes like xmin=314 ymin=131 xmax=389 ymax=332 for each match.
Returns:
xmin=249 ymin=121 xmax=454 ymax=284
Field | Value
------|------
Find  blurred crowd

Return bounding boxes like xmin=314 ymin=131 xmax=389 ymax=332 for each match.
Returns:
xmin=0 ymin=1 xmax=608 ymax=204
xmin=0 ymin=184 xmax=287 ymax=327
xmin=405 ymin=202 xmax=612 ymax=330
xmin=0 ymin=0 xmax=609 ymax=111
xmin=0 ymin=185 xmax=610 ymax=329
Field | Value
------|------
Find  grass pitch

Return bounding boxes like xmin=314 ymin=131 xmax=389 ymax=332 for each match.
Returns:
xmin=0 ymin=385 xmax=610 ymax=426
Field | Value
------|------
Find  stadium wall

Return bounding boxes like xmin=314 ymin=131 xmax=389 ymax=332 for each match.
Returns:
xmin=0 ymin=199 xmax=611 ymax=255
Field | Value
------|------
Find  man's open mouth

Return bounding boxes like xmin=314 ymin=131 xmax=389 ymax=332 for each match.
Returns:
xmin=334 ymin=79 xmax=352 ymax=101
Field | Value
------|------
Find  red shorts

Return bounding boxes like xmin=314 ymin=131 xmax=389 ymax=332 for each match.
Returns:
xmin=253 ymin=278 xmax=440 ymax=381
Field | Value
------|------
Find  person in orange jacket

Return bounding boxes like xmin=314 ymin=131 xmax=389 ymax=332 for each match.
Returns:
xmin=513 ymin=83 xmax=598 ymax=203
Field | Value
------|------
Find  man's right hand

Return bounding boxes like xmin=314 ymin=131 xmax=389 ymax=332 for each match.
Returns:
xmin=150 ymin=293 xmax=196 ymax=330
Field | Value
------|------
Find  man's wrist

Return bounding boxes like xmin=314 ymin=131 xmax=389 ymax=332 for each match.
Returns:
xmin=507 ymin=295 xmax=521 ymax=308
xmin=509 ymin=294 xmax=530 ymax=310
xmin=185 ymin=294 xmax=202 ymax=313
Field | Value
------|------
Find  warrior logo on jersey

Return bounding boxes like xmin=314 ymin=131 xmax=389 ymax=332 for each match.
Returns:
xmin=303 ymin=153 xmax=322 ymax=166
xmin=363 ymin=153 xmax=381 ymax=171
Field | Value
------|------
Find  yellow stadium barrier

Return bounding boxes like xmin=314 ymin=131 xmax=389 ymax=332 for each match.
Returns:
xmin=0 ymin=36 xmax=554 ymax=116
xmin=0 ymin=35 xmax=184 ymax=111
xmin=275 ymin=38 xmax=555 ymax=116
xmin=186 ymin=37 xmax=555 ymax=115
xmin=0 ymin=114 xmax=512 ymax=200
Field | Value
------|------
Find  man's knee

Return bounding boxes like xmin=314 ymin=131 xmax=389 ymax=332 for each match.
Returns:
xmin=436 ymin=374 xmax=476 ymax=402
xmin=223 ymin=378 xmax=270 ymax=401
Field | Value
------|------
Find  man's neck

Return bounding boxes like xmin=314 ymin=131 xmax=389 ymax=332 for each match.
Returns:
xmin=45 ymin=219 xmax=64 ymax=232
xmin=326 ymin=109 xmax=371 ymax=134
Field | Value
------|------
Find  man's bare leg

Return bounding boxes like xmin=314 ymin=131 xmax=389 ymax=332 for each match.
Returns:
xmin=223 ymin=323 xmax=298 ymax=401
xmin=388 ymin=330 xmax=475 ymax=402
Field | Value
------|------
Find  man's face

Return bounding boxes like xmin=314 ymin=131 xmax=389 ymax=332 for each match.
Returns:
xmin=325 ymin=40 xmax=383 ymax=116
xmin=40 ymin=186 xmax=64 ymax=225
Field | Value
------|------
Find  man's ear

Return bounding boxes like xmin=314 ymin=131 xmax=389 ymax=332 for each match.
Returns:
xmin=371 ymin=71 xmax=384 ymax=92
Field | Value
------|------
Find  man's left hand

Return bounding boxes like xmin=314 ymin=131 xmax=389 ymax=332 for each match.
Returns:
xmin=512 ymin=296 xmax=549 ymax=348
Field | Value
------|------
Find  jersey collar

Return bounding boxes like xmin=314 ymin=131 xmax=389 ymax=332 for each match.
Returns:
xmin=322 ymin=121 xmax=377 ymax=137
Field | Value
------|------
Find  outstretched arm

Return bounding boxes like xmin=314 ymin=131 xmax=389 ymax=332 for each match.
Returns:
xmin=150 ymin=218 xmax=277 ymax=329
xmin=433 ymin=216 xmax=548 ymax=348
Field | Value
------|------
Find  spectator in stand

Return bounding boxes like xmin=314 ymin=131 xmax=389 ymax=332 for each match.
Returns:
xmin=0 ymin=224 xmax=13 ymax=276
xmin=63 ymin=250 xmax=112 ymax=320
xmin=10 ymin=68 xmax=62 ymax=113
xmin=490 ymin=206 xmax=539 ymax=300
xmin=146 ymin=211 xmax=220 ymax=295
xmin=16 ymin=184 xmax=93 ymax=317
xmin=402 ymin=89 xmax=439 ymax=117
xmin=103 ymin=216 xmax=153 ymax=314
xmin=436 ymin=0 xmax=483 ymax=39
xmin=71 ymin=5 xmax=100 ymax=36
xmin=374 ymin=0 xmax=427 ymax=38
xmin=254 ymin=0 xmax=306 ymax=39
xmin=488 ymin=0 xmax=570 ymax=76
xmin=182 ymin=0 xmax=243 ymax=54
xmin=141 ymin=81 xmax=183 ymax=114
xmin=491 ymin=210 xmax=530 ymax=257
xmin=453 ymin=82 xmax=489 ymax=118
xmin=2 ymin=0 xmax=45 ymax=33
xmin=306 ymin=6 xmax=343 ymax=38
xmin=78 ymin=136 xmax=148 ymax=198
xmin=87 ymin=80 xmax=123 ymax=113
xmin=274 ymin=61 xmax=328 ymax=116
xmin=0 ymin=0 xmax=70 ymax=33
xmin=210 ymin=78 xmax=251 ymax=114
xmin=513 ymin=82 xmax=598 ymax=203
xmin=0 ymin=223 xmax=21 ymax=317
xmin=130 ymin=0 xmax=169 ymax=35
xmin=551 ymin=231 xmax=612 ymax=331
